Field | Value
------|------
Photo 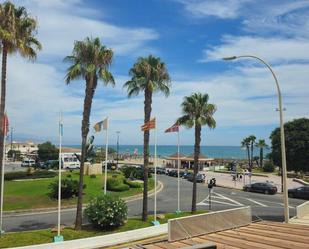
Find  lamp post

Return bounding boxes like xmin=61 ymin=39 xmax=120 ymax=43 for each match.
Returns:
xmin=116 ymin=131 xmax=120 ymax=169
xmin=223 ymin=55 xmax=289 ymax=223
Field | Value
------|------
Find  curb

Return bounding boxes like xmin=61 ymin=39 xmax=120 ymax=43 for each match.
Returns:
xmin=293 ymin=178 xmax=309 ymax=186
xmin=3 ymin=181 xmax=164 ymax=217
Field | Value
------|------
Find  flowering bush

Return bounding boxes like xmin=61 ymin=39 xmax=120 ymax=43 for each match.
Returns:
xmin=85 ymin=195 xmax=128 ymax=229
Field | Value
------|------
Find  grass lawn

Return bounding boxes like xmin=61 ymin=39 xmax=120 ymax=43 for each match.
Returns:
xmin=4 ymin=171 xmax=154 ymax=211
xmin=0 ymin=210 xmax=207 ymax=248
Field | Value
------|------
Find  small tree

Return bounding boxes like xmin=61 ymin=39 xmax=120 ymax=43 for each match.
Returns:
xmin=38 ymin=141 xmax=58 ymax=161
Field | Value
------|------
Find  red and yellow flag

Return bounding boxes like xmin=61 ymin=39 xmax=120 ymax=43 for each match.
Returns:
xmin=165 ymin=123 xmax=179 ymax=133
xmin=2 ymin=113 xmax=9 ymax=136
xmin=141 ymin=118 xmax=156 ymax=131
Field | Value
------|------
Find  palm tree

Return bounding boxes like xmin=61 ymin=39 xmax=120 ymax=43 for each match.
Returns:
xmin=248 ymin=135 xmax=256 ymax=171
xmin=64 ymin=37 xmax=115 ymax=230
xmin=0 ymin=1 xmax=41 ymax=207
xmin=255 ymin=139 xmax=268 ymax=168
xmin=123 ymin=55 xmax=170 ymax=221
xmin=241 ymin=137 xmax=251 ymax=170
xmin=177 ymin=93 xmax=216 ymax=213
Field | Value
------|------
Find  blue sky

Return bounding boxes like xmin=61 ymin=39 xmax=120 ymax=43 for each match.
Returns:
xmin=5 ymin=0 xmax=309 ymax=146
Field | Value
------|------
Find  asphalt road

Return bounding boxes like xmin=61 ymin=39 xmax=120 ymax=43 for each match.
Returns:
xmin=3 ymin=175 xmax=306 ymax=232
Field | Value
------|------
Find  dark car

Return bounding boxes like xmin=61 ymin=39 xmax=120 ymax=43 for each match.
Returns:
xmin=288 ymin=186 xmax=309 ymax=199
xmin=149 ymin=167 xmax=165 ymax=174
xmin=187 ymin=173 xmax=205 ymax=183
xmin=183 ymin=172 xmax=192 ymax=179
xmin=167 ymin=170 xmax=178 ymax=177
xmin=156 ymin=167 xmax=166 ymax=174
xmin=243 ymin=182 xmax=277 ymax=195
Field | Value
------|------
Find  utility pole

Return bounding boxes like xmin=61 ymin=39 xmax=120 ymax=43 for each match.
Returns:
xmin=116 ymin=131 xmax=120 ymax=169
xmin=10 ymin=127 xmax=13 ymax=152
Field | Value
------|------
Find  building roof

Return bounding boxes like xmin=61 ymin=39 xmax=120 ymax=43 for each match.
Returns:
xmin=61 ymin=147 xmax=81 ymax=153
xmin=165 ymin=152 xmax=187 ymax=160
xmin=165 ymin=152 xmax=214 ymax=162
xmin=136 ymin=221 xmax=309 ymax=249
xmin=184 ymin=153 xmax=214 ymax=162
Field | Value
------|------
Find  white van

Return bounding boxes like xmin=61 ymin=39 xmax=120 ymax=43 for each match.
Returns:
xmin=61 ymin=153 xmax=80 ymax=169
xmin=21 ymin=159 xmax=36 ymax=167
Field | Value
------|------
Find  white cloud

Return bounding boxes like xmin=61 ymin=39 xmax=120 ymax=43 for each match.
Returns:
xmin=15 ymin=0 xmax=159 ymax=57
xmin=178 ymin=0 xmax=251 ymax=19
xmin=201 ymin=35 xmax=309 ymax=63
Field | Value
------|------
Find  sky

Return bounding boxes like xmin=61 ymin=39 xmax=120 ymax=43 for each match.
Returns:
xmin=4 ymin=0 xmax=309 ymax=146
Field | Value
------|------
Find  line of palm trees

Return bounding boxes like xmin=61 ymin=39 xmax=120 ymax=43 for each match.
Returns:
xmin=241 ymin=135 xmax=268 ymax=171
xmin=0 ymin=2 xmax=217 ymax=230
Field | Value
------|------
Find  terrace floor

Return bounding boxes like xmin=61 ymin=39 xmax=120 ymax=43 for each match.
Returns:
xmin=130 ymin=221 xmax=309 ymax=249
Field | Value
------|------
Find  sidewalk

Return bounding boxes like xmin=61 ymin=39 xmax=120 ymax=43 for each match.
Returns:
xmin=203 ymin=171 xmax=304 ymax=192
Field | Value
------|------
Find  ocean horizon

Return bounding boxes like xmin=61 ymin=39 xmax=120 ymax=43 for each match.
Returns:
xmin=65 ymin=145 xmax=270 ymax=159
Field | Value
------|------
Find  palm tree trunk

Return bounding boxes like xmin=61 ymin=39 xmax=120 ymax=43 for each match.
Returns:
xmin=246 ymin=146 xmax=250 ymax=171
xmin=142 ymin=88 xmax=152 ymax=221
xmin=260 ymin=148 xmax=263 ymax=168
xmin=192 ymin=124 xmax=201 ymax=213
xmin=250 ymin=144 xmax=253 ymax=172
xmin=0 ymin=44 xmax=8 ymax=211
xmin=75 ymin=77 xmax=97 ymax=230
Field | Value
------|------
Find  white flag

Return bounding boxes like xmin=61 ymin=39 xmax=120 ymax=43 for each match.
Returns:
xmin=93 ymin=117 xmax=108 ymax=132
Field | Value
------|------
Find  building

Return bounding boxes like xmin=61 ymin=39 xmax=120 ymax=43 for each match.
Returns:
xmin=6 ymin=141 xmax=38 ymax=158
xmin=165 ymin=152 xmax=214 ymax=170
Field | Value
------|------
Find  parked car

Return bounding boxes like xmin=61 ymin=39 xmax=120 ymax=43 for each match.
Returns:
xmin=149 ymin=167 xmax=165 ymax=174
xmin=288 ymin=186 xmax=309 ymax=199
xmin=243 ymin=182 xmax=277 ymax=195
xmin=167 ymin=170 xmax=178 ymax=177
xmin=183 ymin=172 xmax=192 ymax=179
xmin=42 ymin=160 xmax=59 ymax=169
xmin=21 ymin=159 xmax=36 ymax=167
xmin=187 ymin=173 xmax=205 ymax=183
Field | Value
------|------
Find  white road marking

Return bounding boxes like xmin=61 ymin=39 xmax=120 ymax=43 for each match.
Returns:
xmin=197 ymin=192 xmax=244 ymax=207
xmin=245 ymin=198 xmax=268 ymax=207
xmin=214 ymin=193 xmax=244 ymax=206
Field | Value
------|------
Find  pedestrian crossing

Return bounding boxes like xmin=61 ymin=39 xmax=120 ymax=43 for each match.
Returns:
xmin=197 ymin=191 xmax=295 ymax=209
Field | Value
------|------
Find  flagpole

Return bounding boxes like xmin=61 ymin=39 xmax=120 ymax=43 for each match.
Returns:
xmin=53 ymin=112 xmax=64 ymax=242
xmin=154 ymin=118 xmax=157 ymax=223
xmin=57 ymin=112 xmax=62 ymax=238
xmin=177 ymin=128 xmax=180 ymax=213
xmin=104 ymin=118 xmax=108 ymax=195
xmin=0 ymin=133 xmax=5 ymax=235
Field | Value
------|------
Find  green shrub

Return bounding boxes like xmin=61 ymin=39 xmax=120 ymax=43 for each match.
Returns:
xmin=106 ymin=177 xmax=129 ymax=192
xmin=4 ymin=170 xmax=57 ymax=181
xmin=90 ymin=174 xmax=96 ymax=178
xmin=85 ymin=195 xmax=127 ymax=229
xmin=124 ymin=179 xmax=142 ymax=188
xmin=49 ymin=178 xmax=85 ymax=199
xmin=120 ymin=166 xmax=150 ymax=180
xmin=263 ymin=161 xmax=275 ymax=172
xmin=110 ymin=184 xmax=129 ymax=191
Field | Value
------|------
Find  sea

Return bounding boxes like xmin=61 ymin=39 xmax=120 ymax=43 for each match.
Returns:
xmin=66 ymin=145 xmax=270 ymax=159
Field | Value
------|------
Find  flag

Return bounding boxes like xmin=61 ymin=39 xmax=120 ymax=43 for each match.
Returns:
xmin=2 ymin=113 xmax=9 ymax=136
xmin=141 ymin=118 xmax=156 ymax=131
xmin=165 ymin=123 xmax=179 ymax=133
xmin=94 ymin=118 xmax=108 ymax=132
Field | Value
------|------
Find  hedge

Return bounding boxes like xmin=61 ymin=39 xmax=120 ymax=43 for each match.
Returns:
xmin=4 ymin=171 xmax=57 ymax=181
xmin=124 ymin=179 xmax=142 ymax=188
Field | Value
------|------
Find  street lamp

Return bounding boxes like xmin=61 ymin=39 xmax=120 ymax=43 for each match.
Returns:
xmin=116 ymin=131 xmax=120 ymax=169
xmin=223 ymin=55 xmax=289 ymax=223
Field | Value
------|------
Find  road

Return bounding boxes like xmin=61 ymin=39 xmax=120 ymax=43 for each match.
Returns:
xmin=4 ymin=161 xmax=26 ymax=172
xmin=3 ymin=175 xmax=306 ymax=232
